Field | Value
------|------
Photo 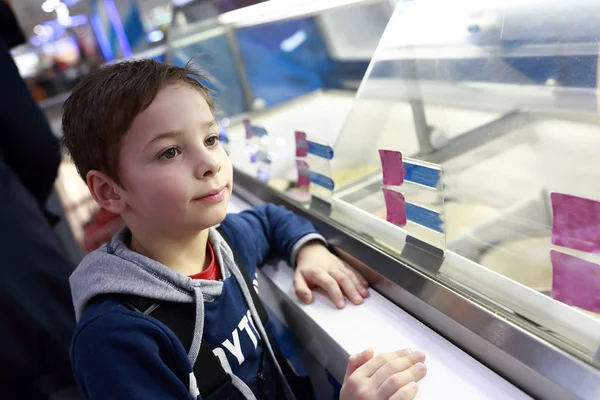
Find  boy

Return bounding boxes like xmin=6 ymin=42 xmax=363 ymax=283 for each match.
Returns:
xmin=62 ymin=60 xmax=427 ymax=399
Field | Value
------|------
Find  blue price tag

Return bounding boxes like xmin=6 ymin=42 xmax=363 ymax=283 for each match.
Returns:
xmin=256 ymin=150 xmax=272 ymax=164
xmin=404 ymin=162 xmax=441 ymax=189
xmin=307 ymin=141 xmax=334 ymax=160
xmin=405 ymin=203 xmax=444 ymax=233
xmin=252 ymin=126 xmax=269 ymax=138
xmin=310 ymin=172 xmax=335 ymax=190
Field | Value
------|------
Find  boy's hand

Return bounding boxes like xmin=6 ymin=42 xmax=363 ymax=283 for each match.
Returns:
xmin=340 ymin=349 xmax=427 ymax=400
xmin=295 ymin=242 xmax=369 ymax=308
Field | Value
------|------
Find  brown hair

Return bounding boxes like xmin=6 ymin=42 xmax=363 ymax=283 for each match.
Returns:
xmin=61 ymin=59 xmax=214 ymax=184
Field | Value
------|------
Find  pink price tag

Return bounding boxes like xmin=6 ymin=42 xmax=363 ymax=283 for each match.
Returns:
xmin=551 ymin=193 xmax=600 ymax=254
xmin=243 ymin=119 xmax=252 ymax=140
xmin=382 ymin=188 xmax=407 ymax=226
xmin=379 ymin=149 xmax=404 ymax=186
xmin=551 ymin=250 xmax=600 ymax=313
xmin=296 ymin=160 xmax=310 ymax=187
xmin=295 ymin=131 xmax=308 ymax=157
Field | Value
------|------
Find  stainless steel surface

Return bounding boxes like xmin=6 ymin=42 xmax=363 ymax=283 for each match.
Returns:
xmin=401 ymin=235 xmax=444 ymax=272
xmin=232 ymin=168 xmax=600 ymax=400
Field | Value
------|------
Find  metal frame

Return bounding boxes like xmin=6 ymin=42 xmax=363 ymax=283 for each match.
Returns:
xmin=221 ymin=25 xmax=255 ymax=112
xmin=232 ymin=168 xmax=600 ymax=400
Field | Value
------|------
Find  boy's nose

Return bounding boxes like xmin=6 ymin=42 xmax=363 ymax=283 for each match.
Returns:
xmin=194 ymin=151 xmax=221 ymax=179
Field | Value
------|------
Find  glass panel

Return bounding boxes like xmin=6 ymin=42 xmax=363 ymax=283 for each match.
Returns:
xmin=330 ymin=0 xmax=600 ymax=363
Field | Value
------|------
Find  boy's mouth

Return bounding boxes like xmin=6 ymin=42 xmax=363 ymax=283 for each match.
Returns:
xmin=193 ymin=186 xmax=227 ymax=203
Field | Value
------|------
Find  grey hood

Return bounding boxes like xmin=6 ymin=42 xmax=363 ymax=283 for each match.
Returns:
xmin=70 ymin=227 xmax=233 ymax=321
xmin=70 ymin=226 xmax=295 ymax=400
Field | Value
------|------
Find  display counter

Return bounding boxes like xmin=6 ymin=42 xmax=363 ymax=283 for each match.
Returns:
xmin=323 ymin=0 xmax=600 ymax=364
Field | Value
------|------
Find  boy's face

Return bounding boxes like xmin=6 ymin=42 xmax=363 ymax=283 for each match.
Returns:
xmin=117 ymin=84 xmax=232 ymax=234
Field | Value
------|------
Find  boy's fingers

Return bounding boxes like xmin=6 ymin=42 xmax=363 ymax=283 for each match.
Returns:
xmin=355 ymin=349 xmax=416 ymax=377
xmin=312 ymin=270 xmax=346 ymax=308
xmin=344 ymin=263 xmax=369 ymax=288
xmin=344 ymin=348 xmax=375 ymax=381
xmin=371 ymin=356 xmax=416 ymax=385
xmin=373 ymin=360 xmax=426 ymax=389
xmin=389 ymin=382 xmax=419 ymax=400
xmin=293 ymin=271 xmax=313 ymax=304
xmin=331 ymin=269 xmax=363 ymax=305
xmin=342 ymin=265 xmax=370 ymax=298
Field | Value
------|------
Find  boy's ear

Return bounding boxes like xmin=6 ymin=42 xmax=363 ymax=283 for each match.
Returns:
xmin=86 ymin=170 xmax=127 ymax=214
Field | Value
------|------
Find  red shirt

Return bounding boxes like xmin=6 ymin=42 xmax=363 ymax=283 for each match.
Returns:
xmin=189 ymin=242 xmax=222 ymax=281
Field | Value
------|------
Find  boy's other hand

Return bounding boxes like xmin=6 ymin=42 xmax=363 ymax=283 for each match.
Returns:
xmin=340 ymin=349 xmax=427 ymax=400
xmin=295 ymin=242 xmax=369 ymax=309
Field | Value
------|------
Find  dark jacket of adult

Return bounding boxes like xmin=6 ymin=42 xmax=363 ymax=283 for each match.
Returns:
xmin=0 ymin=3 xmax=76 ymax=398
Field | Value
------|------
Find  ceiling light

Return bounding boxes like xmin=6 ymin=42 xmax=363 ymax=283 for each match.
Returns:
xmin=146 ymin=30 xmax=164 ymax=43
xmin=42 ymin=0 xmax=61 ymax=12
xmin=41 ymin=2 xmax=55 ymax=13
xmin=56 ymin=2 xmax=71 ymax=26
xmin=33 ymin=25 xmax=44 ymax=35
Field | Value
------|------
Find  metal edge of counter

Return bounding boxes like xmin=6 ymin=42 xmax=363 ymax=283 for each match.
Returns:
xmin=231 ymin=168 xmax=600 ymax=400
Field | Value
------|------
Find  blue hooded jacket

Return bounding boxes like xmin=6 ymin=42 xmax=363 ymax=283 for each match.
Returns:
xmin=69 ymin=204 xmax=324 ymax=399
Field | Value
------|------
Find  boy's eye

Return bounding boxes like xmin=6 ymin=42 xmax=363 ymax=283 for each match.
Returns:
xmin=158 ymin=147 xmax=181 ymax=160
xmin=205 ymin=135 xmax=220 ymax=147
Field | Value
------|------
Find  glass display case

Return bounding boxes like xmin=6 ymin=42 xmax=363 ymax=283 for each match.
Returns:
xmin=318 ymin=0 xmax=600 ymax=368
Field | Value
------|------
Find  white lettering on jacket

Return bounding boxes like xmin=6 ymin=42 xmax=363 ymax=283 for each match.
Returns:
xmin=189 ymin=372 xmax=200 ymax=397
xmin=222 ymin=329 xmax=244 ymax=365
xmin=211 ymin=310 xmax=262 ymax=373
xmin=238 ymin=315 xmax=258 ymax=349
